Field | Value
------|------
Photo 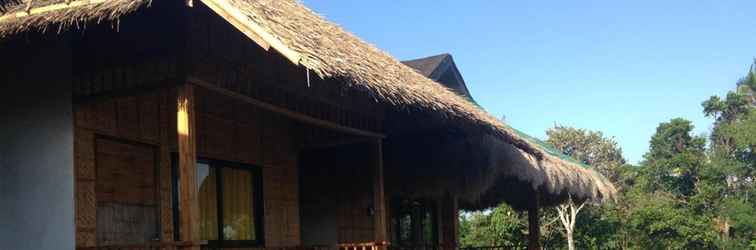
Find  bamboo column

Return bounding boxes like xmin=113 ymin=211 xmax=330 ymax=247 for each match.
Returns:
xmin=372 ymin=139 xmax=389 ymax=250
xmin=440 ymin=194 xmax=459 ymax=250
xmin=177 ymin=84 xmax=201 ymax=249
xmin=527 ymin=192 xmax=541 ymax=250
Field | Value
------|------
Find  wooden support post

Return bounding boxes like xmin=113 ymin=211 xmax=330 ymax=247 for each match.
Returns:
xmin=440 ymin=194 xmax=459 ymax=250
xmin=372 ymin=139 xmax=388 ymax=249
xmin=177 ymin=84 xmax=200 ymax=249
xmin=527 ymin=192 xmax=541 ymax=250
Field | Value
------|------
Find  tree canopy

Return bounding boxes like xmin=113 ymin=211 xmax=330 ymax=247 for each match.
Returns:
xmin=460 ymin=59 xmax=756 ymax=249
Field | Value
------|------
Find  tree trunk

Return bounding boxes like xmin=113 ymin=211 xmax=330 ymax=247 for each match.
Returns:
xmin=556 ymin=197 xmax=585 ymax=250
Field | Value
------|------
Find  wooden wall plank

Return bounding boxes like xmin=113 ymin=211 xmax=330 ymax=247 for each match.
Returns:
xmin=372 ymin=140 xmax=388 ymax=247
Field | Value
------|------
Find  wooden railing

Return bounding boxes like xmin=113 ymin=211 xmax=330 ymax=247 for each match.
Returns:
xmin=339 ymin=241 xmax=390 ymax=250
xmin=391 ymin=246 xmax=442 ymax=250
xmin=459 ymin=246 xmax=514 ymax=250
xmin=202 ymin=246 xmax=332 ymax=250
xmin=80 ymin=242 xmax=401 ymax=250
xmin=77 ymin=241 xmax=207 ymax=250
xmin=390 ymin=245 xmax=513 ymax=250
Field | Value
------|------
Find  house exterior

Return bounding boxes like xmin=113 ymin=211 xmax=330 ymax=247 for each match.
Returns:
xmin=0 ymin=1 xmax=615 ymax=250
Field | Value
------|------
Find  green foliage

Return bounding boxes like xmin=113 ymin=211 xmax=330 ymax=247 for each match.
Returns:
xmin=722 ymin=197 xmax=756 ymax=239
xmin=717 ymin=111 xmax=756 ymax=163
xmin=460 ymin=59 xmax=756 ymax=249
xmin=639 ymin=118 xmax=707 ymax=197
xmin=546 ymin=125 xmax=626 ymax=182
xmin=703 ymin=92 xmax=750 ymax=123
xmin=571 ymin=204 xmax=625 ymax=249
xmin=459 ymin=204 xmax=527 ymax=248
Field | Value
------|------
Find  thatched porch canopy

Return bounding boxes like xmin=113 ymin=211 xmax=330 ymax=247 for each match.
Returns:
xmin=399 ymin=54 xmax=616 ymax=209
xmin=0 ymin=0 xmax=615 ymax=208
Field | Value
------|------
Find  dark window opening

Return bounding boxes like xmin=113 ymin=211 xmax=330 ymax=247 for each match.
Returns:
xmin=393 ymin=199 xmax=438 ymax=247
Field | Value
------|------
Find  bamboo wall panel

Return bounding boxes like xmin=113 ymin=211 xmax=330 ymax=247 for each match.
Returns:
xmin=75 ymin=80 xmax=388 ymax=250
xmin=160 ymin=145 xmax=175 ymax=241
xmin=76 ymin=129 xmax=97 ymax=247
xmin=72 ymin=59 xmax=180 ymax=101
xmin=94 ymin=136 xmax=159 ymax=245
xmin=300 ymin=144 xmax=379 ymax=246
xmin=76 ymin=89 xmax=173 ymax=249
xmin=189 ymin=96 xmax=305 ymax=248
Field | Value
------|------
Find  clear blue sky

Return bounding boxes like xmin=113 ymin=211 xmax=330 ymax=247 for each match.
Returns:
xmin=304 ymin=1 xmax=756 ymax=164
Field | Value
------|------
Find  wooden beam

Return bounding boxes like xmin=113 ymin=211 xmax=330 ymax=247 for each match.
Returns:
xmin=177 ymin=84 xmax=200 ymax=249
xmin=188 ymin=77 xmax=385 ymax=139
xmin=372 ymin=139 xmax=388 ymax=248
xmin=198 ymin=0 xmax=270 ymax=51
xmin=198 ymin=0 xmax=302 ymax=65
xmin=302 ymin=137 xmax=375 ymax=150
xmin=527 ymin=193 xmax=541 ymax=250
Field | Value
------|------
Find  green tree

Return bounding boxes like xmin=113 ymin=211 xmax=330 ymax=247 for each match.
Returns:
xmin=703 ymin=59 xmax=756 ymax=149
xmin=546 ymin=125 xmax=626 ymax=250
xmin=625 ymin=190 xmax=718 ymax=249
xmin=626 ymin=118 xmax=721 ymax=249
xmin=698 ymin=59 xmax=756 ymax=246
xmin=460 ymin=204 xmax=527 ymax=248
xmin=546 ymin=126 xmax=626 ymax=182
xmin=639 ymin=118 xmax=707 ymax=198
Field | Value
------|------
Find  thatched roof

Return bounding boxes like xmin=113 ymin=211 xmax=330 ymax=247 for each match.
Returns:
xmin=0 ymin=0 xmax=616 ymax=207
xmin=401 ymin=54 xmax=616 ymax=208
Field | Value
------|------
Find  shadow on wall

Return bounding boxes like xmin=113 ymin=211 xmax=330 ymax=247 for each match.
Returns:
xmin=0 ymin=32 xmax=75 ymax=250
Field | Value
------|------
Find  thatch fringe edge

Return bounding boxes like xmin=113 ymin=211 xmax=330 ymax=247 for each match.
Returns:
xmin=0 ymin=0 xmax=149 ymax=38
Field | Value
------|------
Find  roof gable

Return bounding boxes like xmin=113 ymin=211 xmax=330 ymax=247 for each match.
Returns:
xmin=403 ymin=53 xmax=474 ymax=102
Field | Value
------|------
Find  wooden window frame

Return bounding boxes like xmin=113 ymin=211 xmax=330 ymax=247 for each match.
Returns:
xmin=393 ymin=198 xmax=439 ymax=247
xmin=95 ymin=135 xmax=162 ymax=245
xmin=172 ymin=155 xmax=265 ymax=248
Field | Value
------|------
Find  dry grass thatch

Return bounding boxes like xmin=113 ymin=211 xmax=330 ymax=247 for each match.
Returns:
xmin=0 ymin=0 xmax=616 ymax=207
xmin=0 ymin=0 xmax=149 ymax=37
xmin=384 ymin=131 xmax=617 ymax=210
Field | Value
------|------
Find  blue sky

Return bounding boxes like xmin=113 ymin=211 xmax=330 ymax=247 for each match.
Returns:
xmin=304 ymin=1 xmax=756 ymax=164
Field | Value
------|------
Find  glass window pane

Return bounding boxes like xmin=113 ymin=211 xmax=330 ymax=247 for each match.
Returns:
xmin=422 ymin=211 xmax=433 ymax=244
xmin=399 ymin=213 xmax=412 ymax=244
xmin=221 ymin=168 xmax=256 ymax=240
xmin=197 ymin=163 xmax=219 ymax=240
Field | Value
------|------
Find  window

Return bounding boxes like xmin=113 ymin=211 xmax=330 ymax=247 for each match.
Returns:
xmin=393 ymin=199 xmax=438 ymax=247
xmin=173 ymin=158 xmax=264 ymax=247
xmin=95 ymin=138 xmax=159 ymax=245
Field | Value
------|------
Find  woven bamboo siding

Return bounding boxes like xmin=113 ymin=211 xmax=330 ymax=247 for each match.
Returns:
xmin=75 ymin=84 xmax=324 ymax=249
xmin=72 ymin=59 xmax=180 ymax=102
xmin=75 ymin=128 xmax=97 ymax=247
xmin=75 ymin=90 xmax=173 ymax=249
xmin=300 ymin=144 xmax=381 ymax=246
xmin=194 ymin=87 xmax=302 ymax=248
xmin=94 ymin=138 xmax=159 ymax=245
